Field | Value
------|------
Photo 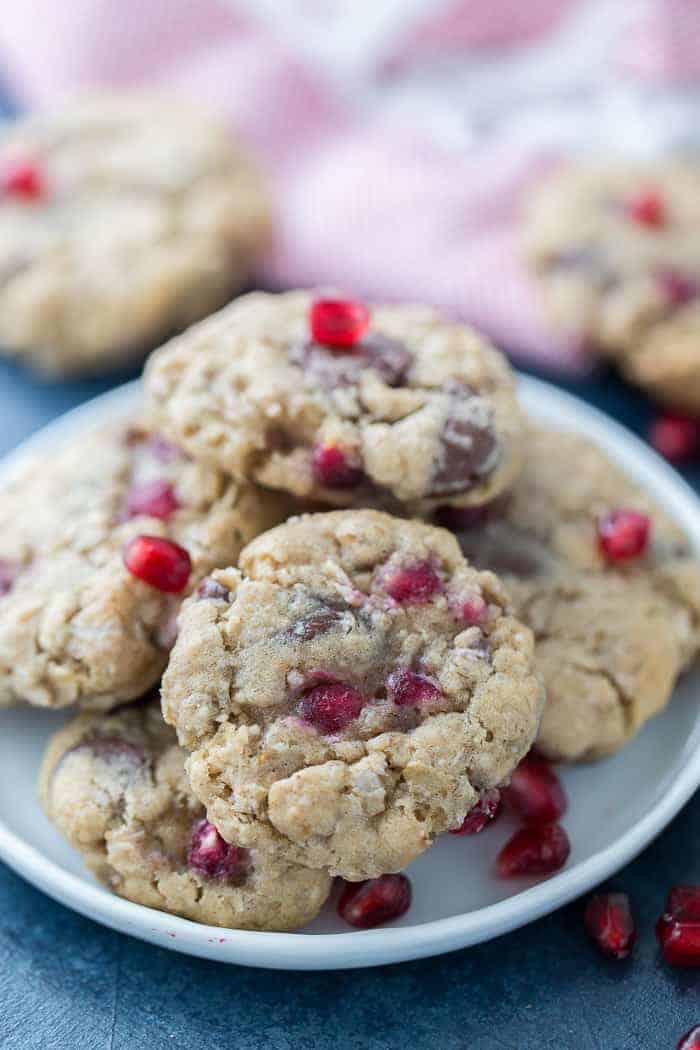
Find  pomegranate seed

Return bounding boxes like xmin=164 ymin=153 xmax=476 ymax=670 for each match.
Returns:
xmin=597 ymin=509 xmax=651 ymax=561
xmin=146 ymin=434 xmax=181 ymax=463
xmin=298 ymin=682 xmax=365 ymax=733
xmin=387 ymin=668 xmax=441 ymax=706
xmin=126 ymin=479 xmax=180 ymax=521
xmin=187 ymin=820 xmax=249 ymax=881
xmin=625 ymin=188 xmax=665 ymax=228
xmin=450 ymin=789 xmax=502 ymax=835
xmin=678 ymin=1026 xmax=700 ymax=1049
xmin=503 ymin=754 xmax=567 ymax=825
xmin=657 ymin=270 xmax=698 ymax=306
xmin=497 ymin=823 xmax=570 ymax=878
xmin=337 ymin=874 xmax=412 ymax=928
xmin=0 ymin=158 xmax=44 ymax=201
xmin=312 ymin=443 xmax=363 ymax=489
xmin=123 ymin=535 xmax=191 ymax=593
xmin=656 ymin=885 xmax=700 ymax=966
xmin=310 ymin=298 xmax=370 ymax=348
xmin=380 ymin=559 xmax=442 ymax=604
xmin=453 ymin=593 xmax=488 ymax=626
xmin=584 ymin=893 xmax=636 ymax=959
xmin=649 ymin=413 xmax=700 ymax=462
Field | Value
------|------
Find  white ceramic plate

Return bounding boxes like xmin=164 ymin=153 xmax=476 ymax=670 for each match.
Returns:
xmin=2 ymin=375 xmax=700 ymax=971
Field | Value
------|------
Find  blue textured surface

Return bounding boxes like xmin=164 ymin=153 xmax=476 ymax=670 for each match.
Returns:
xmin=0 ymin=355 xmax=699 ymax=1050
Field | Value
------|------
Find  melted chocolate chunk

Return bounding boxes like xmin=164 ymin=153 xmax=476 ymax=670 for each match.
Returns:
xmin=196 ymin=577 xmax=230 ymax=601
xmin=430 ymin=394 xmax=499 ymax=497
xmin=290 ymin=333 xmax=412 ymax=390
xmin=289 ymin=608 xmax=345 ymax=641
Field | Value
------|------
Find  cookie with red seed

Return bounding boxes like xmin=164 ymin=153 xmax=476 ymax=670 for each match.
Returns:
xmin=525 ymin=162 xmax=700 ymax=410
xmin=0 ymin=419 xmax=285 ymax=710
xmin=39 ymin=697 xmax=331 ymax=930
xmin=451 ymin=422 xmax=700 ymax=761
xmin=144 ymin=290 xmax=524 ymax=515
xmin=0 ymin=95 xmax=269 ymax=376
xmin=161 ymin=509 xmax=543 ymax=880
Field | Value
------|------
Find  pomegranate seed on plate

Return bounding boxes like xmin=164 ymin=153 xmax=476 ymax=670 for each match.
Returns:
xmin=123 ymin=535 xmax=191 ymax=593
xmin=298 ymin=682 xmax=365 ymax=733
xmin=310 ymin=298 xmax=370 ymax=348
xmin=584 ymin=892 xmax=636 ymax=959
xmin=625 ymin=188 xmax=665 ymax=228
xmin=678 ymin=1026 xmax=700 ymax=1049
xmin=503 ymin=754 xmax=567 ymax=825
xmin=380 ymin=559 xmax=442 ymax=604
xmin=649 ymin=414 xmax=700 ymax=462
xmin=450 ymin=789 xmax=501 ymax=835
xmin=497 ymin=823 xmax=570 ymax=878
xmin=312 ymin=443 xmax=363 ymax=489
xmin=337 ymin=874 xmax=412 ymax=928
xmin=597 ymin=509 xmax=651 ymax=561
xmin=387 ymin=668 xmax=441 ymax=707
xmin=656 ymin=885 xmax=700 ymax=966
xmin=0 ymin=158 xmax=44 ymax=201
xmin=126 ymin=479 xmax=180 ymax=520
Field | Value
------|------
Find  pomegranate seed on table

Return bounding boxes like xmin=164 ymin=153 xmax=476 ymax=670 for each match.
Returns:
xmin=597 ymin=509 xmax=651 ymax=561
xmin=298 ymin=682 xmax=365 ymax=733
xmin=380 ymin=559 xmax=442 ymax=604
xmin=656 ymin=885 xmax=700 ymax=966
xmin=678 ymin=1026 xmax=700 ymax=1050
xmin=497 ymin=823 xmax=570 ymax=878
xmin=387 ymin=668 xmax=441 ymax=706
xmin=656 ymin=270 xmax=698 ymax=306
xmin=123 ymin=535 xmax=191 ymax=593
xmin=126 ymin=479 xmax=180 ymax=520
xmin=0 ymin=158 xmax=44 ymax=201
xmin=450 ymin=789 xmax=501 ymax=835
xmin=625 ymin=187 xmax=665 ymax=228
xmin=312 ymin=443 xmax=364 ymax=489
xmin=503 ymin=754 xmax=567 ymax=825
xmin=649 ymin=414 xmax=700 ymax=462
xmin=337 ymin=874 xmax=412 ymax=928
xmin=310 ymin=298 xmax=370 ymax=348
xmin=584 ymin=892 xmax=636 ymax=960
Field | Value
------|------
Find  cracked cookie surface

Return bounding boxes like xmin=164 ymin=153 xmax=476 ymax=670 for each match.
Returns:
xmin=144 ymin=290 xmax=524 ymax=514
xmin=525 ymin=162 xmax=700 ymax=410
xmin=451 ymin=422 xmax=700 ymax=760
xmin=0 ymin=418 xmax=285 ymax=710
xmin=0 ymin=95 xmax=269 ymax=375
xmin=162 ymin=509 xmax=543 ymax=880
xmin=39 ymin=698 xmax=331 ymax=930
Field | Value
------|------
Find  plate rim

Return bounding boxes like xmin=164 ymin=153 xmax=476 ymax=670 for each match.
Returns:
xmin=2 ymin=373 xmax=700 ymax=970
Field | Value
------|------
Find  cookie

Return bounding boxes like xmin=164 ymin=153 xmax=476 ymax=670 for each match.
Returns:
xmin=0 ymin=95 xmax=269 ymax=375
xmin=161 ymin=510 xmax=544 ymax=880
xmin=0 ymin=419 xmax=285 ymax=710
xmin=39 ymin=698 xmax=331 ymax=931
xmin=144 ymin=290 xmax=524 ymax=515
xmin=525 ymin=163 xmax=700 ymax=410
xmin=449 ymin=422 xmax=700 ymax=761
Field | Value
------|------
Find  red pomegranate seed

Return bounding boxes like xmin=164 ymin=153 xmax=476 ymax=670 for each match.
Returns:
xmin=312 ymin=443 xmax=364 ymax=489
xmin=678 ymin=1026 xmax=700 ymax=1049
xmin=387 ymin=668 xmax=441 ymax=706
xmin=656 ymin=885 xmax=700 ymax=966
xmin=497 ymin=823 xmax=570 ymax=878
xmin=0 ymin=158 xmax=44 ymax=201
xmin=337 ymin=874 xmax=412 ymax=928
xmin=584 ymin=893 xmax=636 ymax=959
xmin=298 ymin=682 xmax=365 ymax=733
xmin=126 ymin=479 xmax=180 ymax=521
xmin=187 ymin=819 xmax=249 ymax=881
xmin=625 ymin=188 xmax=665 ymax=228
xmin=450 ymin=789 xmax=502 ymax=835
xmin=657 ymin=270 xmax=698 ymax=306
xmin=380 ymin=559 xmax=442 ymax=604
xmin=310 ymin=298 xmax=370 ymax=348
xmin=649 ymin=413 xmax=700 ymax=462
xmin=123 ymin=535 xmax=191 ymax=593
xmin=503 ymin=754 xmax=567 ymax=825
xmin=453 ymin=593 xmax=488 ymax=626
xmin=597 ymin=509 xmax=651 ymax=561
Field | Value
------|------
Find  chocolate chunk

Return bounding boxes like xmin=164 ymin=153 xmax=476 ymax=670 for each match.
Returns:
xmin=288 ymin=608 xmax=345 ymax=642
xmin=196 ymin=577 xmax=230 ymax=601
xmin=289 ymin=333 xmax=412 ymax=390
xmin=430 ymin=394 xmax=499 ymax=497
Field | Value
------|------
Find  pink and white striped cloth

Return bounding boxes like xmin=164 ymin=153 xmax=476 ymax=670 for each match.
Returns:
xmin=1 ymin=0 xmax=699 ymax=372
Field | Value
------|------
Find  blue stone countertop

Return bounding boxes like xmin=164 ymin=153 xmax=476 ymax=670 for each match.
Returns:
xmin=1 ymin=357 xmax=699 ymax=1050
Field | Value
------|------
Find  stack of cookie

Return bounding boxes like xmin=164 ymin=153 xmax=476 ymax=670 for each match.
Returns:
xmin=12 ymin=289 xmax=698 ymax=933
